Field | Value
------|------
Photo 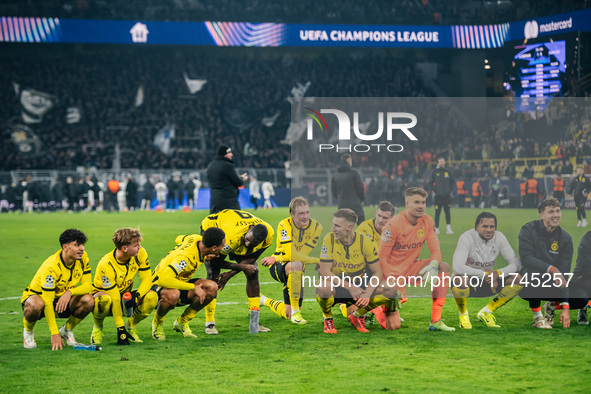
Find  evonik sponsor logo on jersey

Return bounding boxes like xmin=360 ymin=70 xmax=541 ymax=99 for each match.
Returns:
xmin=304 ymin=107 xmax=418 ymax=153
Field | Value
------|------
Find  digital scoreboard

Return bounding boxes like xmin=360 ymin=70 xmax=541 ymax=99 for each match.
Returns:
xmin=510 ymin=40 xmax=566 ymax=112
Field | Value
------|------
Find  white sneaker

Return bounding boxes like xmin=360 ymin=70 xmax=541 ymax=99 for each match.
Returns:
xmin=59 ymin=325 xmax=78 ymax=346
xmin=23 ymin=329 xmax=36 ymax=349
xmin=446 ymin=225 xmax=454 ymax=235
xmin=205 ymin=323 xmax=218 ymax=335
xmin=435 ymin=228 xmax=440 ymax=235
xmin=583 ymin=219 xmax=588 ymax=227
xmin=577 ymin=220 xmax=582 ymax=227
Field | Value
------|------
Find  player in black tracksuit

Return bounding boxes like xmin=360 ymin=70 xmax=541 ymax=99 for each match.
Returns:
xmin=569 ymin=231 xmax=591 ymax=324
xmin=430 ymin=157 xmax=454 ymax=234
xmin=518 ymin=198 xmax=573 ymax=328
xmin=569 ymin=166 xmax=591 ymax=227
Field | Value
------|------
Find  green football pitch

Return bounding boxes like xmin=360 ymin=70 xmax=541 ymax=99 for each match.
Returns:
xmin=1 ymin=206 xmax=590 ymax=392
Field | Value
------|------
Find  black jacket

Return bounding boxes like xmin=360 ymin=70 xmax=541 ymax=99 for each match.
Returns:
xmin=331 ymin=162 xmax=364 ymax=216
xmin=518 ymin=220 xmax=573 ymax=300
xmin=206 ymin=155 xmax=244 ymax=213
xmin=430 ymin=166 xmax=454 ymax=196
xmin=574 ymin=231 xmax=591 ymax=278
xmin=569 ymin=175 xmax=591 ymax=200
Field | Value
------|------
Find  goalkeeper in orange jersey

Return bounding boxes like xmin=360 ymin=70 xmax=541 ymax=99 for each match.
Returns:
xmin=379 ymin=187 xmax=455 ymax=332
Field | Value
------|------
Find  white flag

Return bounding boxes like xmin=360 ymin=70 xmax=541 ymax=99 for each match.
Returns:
xmin=290 ymin=81 xmax=311 ymax=98
xmin=134 ymin=85 xmax=144 ymax=107
xmin=183 ymin=73 xmax=207 ymax=94
xmin=262 ymin=111 xmax=280 ymax=127
xmin=153 ymin=123 xmax=175 ymax=155
xmin=13 ymin=81 xmax=57 ymax=124
xmin=66 ymin=107 xmax=81 ymax=124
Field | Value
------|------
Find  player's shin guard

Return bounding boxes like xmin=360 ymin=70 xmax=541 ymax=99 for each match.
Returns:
xmin=357 ymin=295 xmax=389 ymax=317
xmin=316 ymin=295 xmax=335 ymax=319
xmin=263 ymin=297 xmax=287 ymax=319
xmin=486 ymin=284 xmax=524 ymax=312
xmin=128 ymin=291 xmax=158 ymax=328
xmin=93 ymin=295 xmax=112 ymax=329
xmin=287 ymin=271 xmax=303 ymax=312
xmin=204 ymin=299 xmax=216 ymax=323
xmin=23 ymin=317 xmax=36 ymax=332
xmin=451 ymin=286 xmax=470 ymax=314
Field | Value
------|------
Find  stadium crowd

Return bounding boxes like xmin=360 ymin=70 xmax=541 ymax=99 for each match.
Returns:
xmin=0 ymin=0 xmax=587 ymax=25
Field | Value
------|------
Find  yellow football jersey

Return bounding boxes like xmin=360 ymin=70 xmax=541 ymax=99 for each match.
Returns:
xmin=357 ymin=218 xmax=380 ymax=249
xmin=21 ymin=250 xmax=92 ymax=335
xmin=92 ymin=248 xmax=151 ymax=328
xmin=273 ymin=217 xmax=323 ymax=265
xmin=153 ymin=234 xmax=208 ymax=291
xmin=319 ymin=231 xmax=378 ymax=278
xmin=201 ymin=209 xmax=274 ymax=256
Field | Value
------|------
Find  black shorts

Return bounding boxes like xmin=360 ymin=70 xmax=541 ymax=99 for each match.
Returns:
xmin=21 ymin=296 xmax=71 ymax=319
xmin=333 ymin=285 xmax=366 ymax=305
xmin=270 ymin=263 xmax=288 ymax=284
xmin=434 ymin=195 xmax=451 ymax=209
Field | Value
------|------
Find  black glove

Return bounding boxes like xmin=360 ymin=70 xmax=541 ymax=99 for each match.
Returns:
xmin=117 ymin=326 xmax=131 ymax=345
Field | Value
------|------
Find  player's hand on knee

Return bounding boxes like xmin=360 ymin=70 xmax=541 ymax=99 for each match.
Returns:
xmin=193 ymin=283 xmax=206 ymax=304
xmin=217 ymin=272 xmax=233 ymax=290
xmin=117 ymin=326 xmax=131 ymax=345
xmin=239 ymin=263 xmax=257 ymax=276
xmin=355 ymin=297 xmax=370 ymax=309
xmin=260 ymin=256 xmax=276 ymax=267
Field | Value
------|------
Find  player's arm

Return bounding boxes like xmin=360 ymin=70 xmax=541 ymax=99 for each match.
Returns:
xmin=378 ymin=221 xmax=396 ymax=276
xmin=69 ymin=259 xmax=92 ymax=296
xmin=425 ymin=226 xmax=442 ymax=264
xmin=452 ymin=234 xmax=484 ymax=277
xmin=573 ymin=232 xmax=591 ymax=278
xmin=156 ymin=263 xmax=194 ymax=291
xmin=261 ymin=221 xmax=288 ymax=266
xmin=136 ymin=253 xmax=153 ymax=298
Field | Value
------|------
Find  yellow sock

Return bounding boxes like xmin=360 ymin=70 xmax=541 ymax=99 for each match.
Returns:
xmin=93 ymin=294 xmax=112 ymax=329
xmin=339 ymin=303 xmax=348 ymax=317
xmin=263 ymin=297 xmax=287 ymax=319
xmin=23 ymin=317 xmax=36 ymax=332
xmin=452 ymin=287 xmax=470 ymax=314
xmin=204 ymin=299 xmax=216 ymax=322
xmin=248 ymin=297 xmax=260 ymax=311
xmin=65 ymin=316 xmax=83 ymax=330
xmin=128 ymin=291 xmax=158 ymax=328
xmin=316 ymin=295 xmax=335 ymax=319
xmin=487 ymin=284 xmax=524 ymax=312
xmin=178 ymin=306 xmax=199 ymax=324
xmin=153 ymin=311 xmax=166 ymax=325
xmin=288 ymin=271 xmax=303 ymax=312
xmin=357 ymin=295 xmax=389 ymax=316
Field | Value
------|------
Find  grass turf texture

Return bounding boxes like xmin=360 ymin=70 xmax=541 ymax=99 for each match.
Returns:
xmin=1 ymin=207 xmax=590 ymax=392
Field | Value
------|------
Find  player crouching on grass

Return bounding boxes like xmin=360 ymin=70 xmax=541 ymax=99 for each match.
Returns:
xmin=90 ymin=228 xmax=157 ymax=345
xmin=518 ymin=198 xmax=573 ymax=329
xmin=260 ymin=196 xmax=323 ymax=325
xmin=150 ymin=228 xmax=224 ymax=340
xmin=316 ymin=209 xmax=399 ymax=334
xmin=378 ymin=187 xmax=455 ymax=332
xmin=22 ymin=228 xmax=94 ymax=350
xmin=451 ymin=212 xmax=523 ymax=329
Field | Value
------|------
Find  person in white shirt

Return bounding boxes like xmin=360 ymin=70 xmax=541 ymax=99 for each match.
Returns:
xmin=451 ymin=212 xmax=523 ymax=329
xmin=261 ymin=181 xmax=275 ymax=209
xmin=154 ymin=179 xmax=168 ymax=211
